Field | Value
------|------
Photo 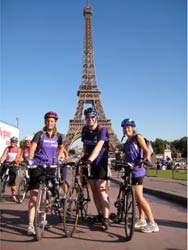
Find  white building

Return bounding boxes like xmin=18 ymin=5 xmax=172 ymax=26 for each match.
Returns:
xmin=0 ymin=120 xmax=19 ymax=156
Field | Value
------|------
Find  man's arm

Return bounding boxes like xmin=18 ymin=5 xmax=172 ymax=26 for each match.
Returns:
xmin=88 ymin=140 xmax=105 ymax=162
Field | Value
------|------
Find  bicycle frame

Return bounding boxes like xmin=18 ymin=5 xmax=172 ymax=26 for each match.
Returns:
xmin=112 ymin=162 xmax=136 ymax=241
xmin=34 ymin=164 xmax=65 ymax=241
xmin=62 ymin=160 xmax=91 ymax=237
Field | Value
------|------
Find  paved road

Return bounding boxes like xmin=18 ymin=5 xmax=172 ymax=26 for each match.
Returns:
xmin=110 ymin=170 xmax=187 ymax=206
xmin=0 ymin=179 xmax=187 ymax=250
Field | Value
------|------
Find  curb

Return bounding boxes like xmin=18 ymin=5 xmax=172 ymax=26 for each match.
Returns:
xmin=110 ymin=178 xmax=187 ymax=207
xmin=143 ymin=187 xmax=187 ymax=207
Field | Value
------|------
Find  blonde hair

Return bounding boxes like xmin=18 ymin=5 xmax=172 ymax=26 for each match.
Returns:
xmin=42 ymin=126 xmax=57 ymax=137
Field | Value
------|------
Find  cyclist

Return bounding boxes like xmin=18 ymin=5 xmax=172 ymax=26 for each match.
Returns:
xmin=81 ymin=107 xmax=110 ymax=231
xmin=121 ymin=118 xmax=159 ymax=233
xmin=26 ymin=111 xmax=67 ymax=236
xmin=0 ymin=136 xmax=21 ymax=202
xmin=16 ymin=136 xmax=32 ymax=165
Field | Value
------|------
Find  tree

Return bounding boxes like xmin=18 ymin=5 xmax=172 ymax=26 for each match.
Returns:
xmin=171 ymin=137 xmax=187 ymax=158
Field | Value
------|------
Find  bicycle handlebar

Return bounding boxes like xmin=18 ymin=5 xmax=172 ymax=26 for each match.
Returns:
xmin=114 ymin=159 xmax=152 ymax=171
xmin=27 ymin=164 xmax=59 ymax=169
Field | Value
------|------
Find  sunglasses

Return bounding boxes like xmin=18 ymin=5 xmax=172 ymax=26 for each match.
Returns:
xmin=86 ymin=115 xmax=96 ymax=119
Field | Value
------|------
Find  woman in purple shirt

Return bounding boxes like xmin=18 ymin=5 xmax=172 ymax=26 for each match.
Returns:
xmin=121 ymin=118 xmax=159 ymax=233
xmin=26 ymin=111 xmax=67 ymax=236
xmin=81 ymin=107 xmax=110 ymax=231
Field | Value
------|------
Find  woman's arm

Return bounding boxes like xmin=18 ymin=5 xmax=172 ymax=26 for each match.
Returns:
xmin=57 ymin=144 xmax=69 ymax=160
xmin=15 ymin=148 xmax=23 ymax=165
xmin=0 ymin=147 xmax=8 ymax=163
xmin=137 ymin=134 xmax=151 ymax=160
xmin=29 ymin=142 xmax=37 ymax=160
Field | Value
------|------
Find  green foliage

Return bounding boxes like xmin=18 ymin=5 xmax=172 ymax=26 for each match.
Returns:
xmin=69 ymin=149 xmax=76 ymax=155
xmin=171 ymin=137 xmax=187 ymax=158
xmin=19 ymin=140 xmax=25 ymax=149
xmin=117 ymin=143 xmax=124 ymax=152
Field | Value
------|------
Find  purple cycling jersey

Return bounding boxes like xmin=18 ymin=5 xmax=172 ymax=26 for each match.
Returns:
xmin=81 ymin=125 xmax=108 ymax=165
xmin=32 ymin=131 xmax=62 ymax=165
xmin=124 ymin=136 xmax=146 ymax=178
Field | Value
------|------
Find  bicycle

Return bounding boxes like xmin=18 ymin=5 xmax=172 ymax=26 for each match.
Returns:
xmin=0 ymin=163 xmax=19 ymax=201
xmin=34 ymin=164 xmax=68 ymax=241
xmin=63 ymin=160 xmax=91 ymax=237
xmin=17 ymin=164 xmax=30 ymax=203
xmin=110 ymin=161 xmax=136 ymax=241
xmin=111 ymin=159 xmax=152 ymax=241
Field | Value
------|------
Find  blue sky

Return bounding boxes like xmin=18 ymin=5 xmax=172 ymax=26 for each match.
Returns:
xmin=1 ymin=0 xmax=187 ymax=145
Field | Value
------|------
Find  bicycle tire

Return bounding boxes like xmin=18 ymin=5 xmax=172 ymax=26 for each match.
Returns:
xmin=63 ymin=184 xmax=79 ymax=237
xmin=17 ymin=178 xmax=29 ymax=203
xmin=115 ymin=187 xmax=124 ymax=222
xmin=124 ymin=186 xmax=135 ymax=241
xmin=0 ymin=177 xmax=8 ymax=200
xmin=80 ymin=185 xmax=90 ymax=221
xmin=57 ymin=180 xmax=69 ymax=221
xmin=35 ymin=185 xmax=47 ymax=241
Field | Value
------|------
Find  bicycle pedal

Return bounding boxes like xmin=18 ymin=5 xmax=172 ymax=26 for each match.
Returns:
xmin=114 ymin=200 xmax=121 ymax=208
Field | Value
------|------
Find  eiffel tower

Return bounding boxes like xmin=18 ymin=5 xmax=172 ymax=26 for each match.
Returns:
xmin=64 ymin=2 xmax=120 ymax=152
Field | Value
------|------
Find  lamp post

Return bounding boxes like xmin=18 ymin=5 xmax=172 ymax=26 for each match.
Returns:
xmin=16 ymin=116 xmax=20 ymax=128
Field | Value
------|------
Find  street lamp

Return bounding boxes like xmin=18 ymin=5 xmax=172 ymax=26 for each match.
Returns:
xmin=16 ymin=116 xmax=20 ymax=128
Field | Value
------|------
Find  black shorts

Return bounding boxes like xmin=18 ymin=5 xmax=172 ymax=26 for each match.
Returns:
xmin=0 ymin=165 xmax=17 ymax=186
xmin=89 ymin=163 xmax=108 ymax=180
xmin=132 ymin=176 xmax=144 ymax=185
xmin=29 ymin=167 xmax=56 ymax=190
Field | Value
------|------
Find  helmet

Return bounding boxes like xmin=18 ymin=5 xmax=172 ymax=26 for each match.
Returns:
xmin=10 ymin=136 xmax=18 ymax=142
xmin=44 ymin=111 xmax=58 ymax=120
xmin=24 ymin=136 xmax=32 ymax=141
xmin=121 ymin=118 xmax=136 ymax=127
xmin=84 ymin=107 xmax=98 ymax=116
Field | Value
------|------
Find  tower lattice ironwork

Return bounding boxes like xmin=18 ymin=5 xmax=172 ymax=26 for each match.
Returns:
xmin=64 ymin=3 xmax=120 ymax=151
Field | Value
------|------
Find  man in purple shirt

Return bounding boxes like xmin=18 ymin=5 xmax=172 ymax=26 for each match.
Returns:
xmin=81 ymin=107 xmax=110 ymax=231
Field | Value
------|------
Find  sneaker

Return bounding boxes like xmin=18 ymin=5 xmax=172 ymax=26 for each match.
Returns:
xmin=134 ymin=218 xmax=147 ymax=229
xmin=40 ymin=220 xmax=52 ymax=229
xmin=12 ymin=195 xmax=18 ymax=203
xmin=101 ymin=218 xmax=109 ymax=231
xmin=88 ymin=213 xmax=103 ymax=224
xmin=27 ymin=224 xmax=35 ymax=235
xmin=141 ymin=223 xmax=159 ymax=233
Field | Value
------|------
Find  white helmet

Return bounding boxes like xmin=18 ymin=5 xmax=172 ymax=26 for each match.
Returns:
xmin=24 ymin=136 xmax=32 ymax=141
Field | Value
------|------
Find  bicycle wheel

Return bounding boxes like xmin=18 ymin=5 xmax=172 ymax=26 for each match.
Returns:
xmin=114 ymin=186 xmax=124 ymax=223
xmin=57 ymin=180 xmax=69 ymax=220
xmin=17 ymin=178 xmax=29 ymax=203
xmin=0 ymin=177 xmax=7 ymax=200
xmin=35 ymin=185 xmax=48 ymax=241
xmin=124 ymin=187 xmax=135 ymax=241
xmin=80 ymin=185 xmax=90 ymax=221
xmin=63 ymin=184 xmax=79 ymax=237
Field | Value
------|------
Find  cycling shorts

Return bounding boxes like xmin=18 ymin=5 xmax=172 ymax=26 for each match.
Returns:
xmin=132 ymin=176 xmax=144 ymax=185
xmin=29 ymin=167 xmax=56 ymax=190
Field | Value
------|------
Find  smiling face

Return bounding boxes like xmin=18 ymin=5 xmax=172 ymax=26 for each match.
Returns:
xmin=24 ymin=140 xmax=31 ymax=147
xmin=10 ymin=140 xmax=18 ymax=147
xmin=123 ymin=125 xmax=135 ymax=138
xmin=45 ymin=117 xmax=57 ymax=131
xmin=85 ymin=115 xmax=97 ymax=127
